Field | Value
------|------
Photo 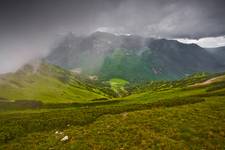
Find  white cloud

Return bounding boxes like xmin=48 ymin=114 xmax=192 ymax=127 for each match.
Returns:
xmin=175 ymin=36 xmax=225 ymax=48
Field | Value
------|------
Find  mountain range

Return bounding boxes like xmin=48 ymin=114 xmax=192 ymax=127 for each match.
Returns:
xmin=46 ymin=32 xmax=225 ymax=82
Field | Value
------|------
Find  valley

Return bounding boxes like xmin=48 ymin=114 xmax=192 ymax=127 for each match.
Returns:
xmin=1 ymin=0 xmax=225 ymax=149
xmin=0 ymin=62 xmax=225 ymax=149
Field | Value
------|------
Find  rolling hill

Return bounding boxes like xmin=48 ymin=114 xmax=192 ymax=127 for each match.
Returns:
xmin=0 ymin=62 xmax=107 ymax=103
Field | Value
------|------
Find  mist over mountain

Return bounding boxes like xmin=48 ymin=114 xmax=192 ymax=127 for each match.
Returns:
xmin=46 ymin=32 xmax=225 ymax=82
xmin=0 ymin=0 xmax=225 ymax=74
xmin=207 ymin=46 xmax=225 ymax=65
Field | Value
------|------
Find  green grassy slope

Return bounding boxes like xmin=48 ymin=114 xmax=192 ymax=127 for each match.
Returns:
xmin=0 ymin=63 xmax=107 ymax=103
xmin=121 ymin=73 xmax=223 ymax=104
xmin=60 ymin=97 xmax=225 ymax=150
xmin=99 ymin=48 xmax=154 ymax=82
xmin=0 ymin=72 xmax=225 ymax=149
xmin=108 ymin=78 xmax=129 ymax=97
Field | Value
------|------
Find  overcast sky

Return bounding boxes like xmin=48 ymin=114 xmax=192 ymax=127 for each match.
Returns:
xmin=0 ymin=0 xmax=225 ymax=73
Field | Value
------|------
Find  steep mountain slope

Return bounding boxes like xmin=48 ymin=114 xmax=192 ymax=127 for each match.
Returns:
xmin=143 ymin=39 xmax=224 ymax=79
xmin=99 ymin=48 xmax=153 ymax=82
xmin=207 ymin=46 xmax=225 ymax=65
xmin=0 ymin=62 xmax=107 ymax=103
xmin=46 ymin=32 xmax=225 ymax=82
xmin=47 ymin=32 xmax=120 ymax=74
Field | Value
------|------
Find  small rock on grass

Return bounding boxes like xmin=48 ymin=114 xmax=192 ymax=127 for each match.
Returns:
xmin=61 ymin=135 xmax=69 ymax=142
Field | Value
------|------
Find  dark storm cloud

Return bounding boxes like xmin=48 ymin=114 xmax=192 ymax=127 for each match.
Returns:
xmin=101 ymin=0 xmax=225 ymax=39
xmin=0 ymin=0 xmax=225 ymax=39
xmin=0 ymin=0 xmax=122 ymax=36
xmin=0 ymin=0 xmax=225 ymax=73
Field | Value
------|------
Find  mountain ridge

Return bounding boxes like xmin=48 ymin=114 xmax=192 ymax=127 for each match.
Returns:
xmin=46 ymin=32 xmax=225 ymax=82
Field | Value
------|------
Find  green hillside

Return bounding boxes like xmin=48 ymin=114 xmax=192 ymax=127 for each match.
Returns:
xmin=99 ymin=48 xmax=154 ymax=82
xmin=0 ymin=71 xmax=225 ymax=149
xmin=0 ymin=63 xmax=107 ymax=103
xmin=108 ymin=78 xmax=129 ymax=97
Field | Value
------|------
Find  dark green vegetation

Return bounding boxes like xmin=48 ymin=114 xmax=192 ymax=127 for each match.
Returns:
xmin=99 ymin=48 xmax=153 ymax=82
xmin=0 ymin=62 xmax=225 ymax=149
xmin=47 ymin=32 xmax=225 ymax=82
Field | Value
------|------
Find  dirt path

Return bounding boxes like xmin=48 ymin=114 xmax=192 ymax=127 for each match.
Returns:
xmin=190 ymin=75 xmax=225 ymax=87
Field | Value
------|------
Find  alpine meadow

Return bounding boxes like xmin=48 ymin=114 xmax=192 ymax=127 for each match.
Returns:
xmin=0 ymin=0 xmax=225 ymax=149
